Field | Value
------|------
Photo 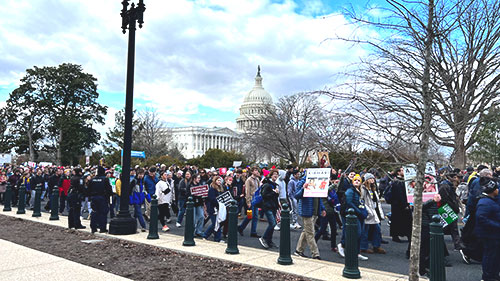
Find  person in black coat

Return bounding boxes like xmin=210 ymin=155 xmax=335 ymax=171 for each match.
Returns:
xmin=88 ymin=166 xmax=113 ymax=233
xmin=259 ymin=170 xmax=280 ymax=249
xmin=68 ymin=168 xmax=86 ymax=229
xmin=438 ymin=171 xmax=463 ymax=250
xmin=389 ymin=168 xmax=412 ymax=242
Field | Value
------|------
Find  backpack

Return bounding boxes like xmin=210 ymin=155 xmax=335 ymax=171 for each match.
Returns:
xmin=384 ymin=182 xmax=393 ymax=204
xmin=456 ymin=182 xmax=469 ymax=203
xmin=251 ymin=186 xmax=263 ymax=207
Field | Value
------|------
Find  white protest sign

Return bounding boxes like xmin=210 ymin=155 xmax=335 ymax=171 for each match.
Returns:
xmin=304 ymin=168 xmax=330 ymax=197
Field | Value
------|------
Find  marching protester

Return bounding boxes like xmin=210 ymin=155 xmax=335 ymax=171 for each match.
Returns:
xmin=144 ymin=167 xmax=159 ymax=222
xmin=188 ymin=173 xmax=205 ymax=237
xmin=360 ymin=173 xmax=386 ymax=254
xmin=294 ymin=174 xmax=326 ymax=259
xmin=155 ymin=171 xmax=174 ymax=232
xmin=259 ymin=169 xmax=280 ymax=250
xmin=287 ymin=169 xmax=301 ymax=229
xmin=58 ymin=169 xmax=71 ymax=214
xmin=474 ymin=180 xmax=500 ymax=281
xmin=203 ymin=175 xmax=224 ymax=242
xmin=176 ymin=170 xmax=191 ymax=227
xmin=232 ymin=169 xmax=245 ymax=216
xmin=315 ymin=179 xmax=340 ymax=252
xmin=389 ymin=168 xmax=412 ymax=245
xmin=238 ymin=167 xmax=262 ymax=238
xmin=438 ymin=169 xmax=463 ymax=250
xmin=130 ymin=168 xmax=148 ymax=232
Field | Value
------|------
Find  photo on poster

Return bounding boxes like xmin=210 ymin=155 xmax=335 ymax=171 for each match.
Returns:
xmin=403 ymin=162 xmax=438 ymax=204
xmin=317 ymin=152 xmax=330 ymax=168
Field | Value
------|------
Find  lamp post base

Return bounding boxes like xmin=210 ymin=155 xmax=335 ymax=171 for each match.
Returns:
xmin=109 ymin=214 xmax=137 ymax=235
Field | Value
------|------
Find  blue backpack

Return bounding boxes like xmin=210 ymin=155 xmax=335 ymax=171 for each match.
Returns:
xmin=251 ymin=186 xmax=263 ymax=207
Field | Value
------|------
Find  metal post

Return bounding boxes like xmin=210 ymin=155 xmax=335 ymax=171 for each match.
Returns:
xmin=430 ymin=215 xmax=445 ymax=281
xmin=226 ymin=200 xmax=239 ymax=254
xmin=17 ymin=183 xmax=26 ymax=214
xmin=110 ymin=0 xmax=146 ymax=236
xmin=147 ymin=195 xmax=159 ymax=239
xmin=277 ymin=203 xmax=293 ymax=265
xmin=343 ymin=208 xmax=361 ymax=279
xmin=32 ymin=184 xmax=42 ymax=217
xmin=183 ymin=197 xmax=195 ymax=246
xmin=2 ymin=183 xmax=12 ymax=211
xmin=49 ymin=187 xmax=59 ymax=220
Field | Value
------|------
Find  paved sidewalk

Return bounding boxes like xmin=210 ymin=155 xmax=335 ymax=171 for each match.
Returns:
xmin=0 ymin=208 xmax=414 ymax=281
xmin=0 ymin=238 xmax=129 ymax=281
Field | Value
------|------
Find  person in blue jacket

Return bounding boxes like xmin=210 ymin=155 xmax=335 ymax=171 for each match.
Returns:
xmin=474 ymin=180 xmax=500 ymax=281
xmin=143 ymin=167 xmax=159 ymax=222
xmin=293 ymin=174 xmax=326 ymax=259
xmin=129 ymin=168 xmax=149 ymax=232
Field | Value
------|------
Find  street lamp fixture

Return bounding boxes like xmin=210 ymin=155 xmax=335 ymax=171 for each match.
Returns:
xmin=109 ymin=0 xmax=146 ymax=235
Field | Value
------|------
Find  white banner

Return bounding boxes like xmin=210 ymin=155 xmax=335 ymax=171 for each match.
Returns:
xmin=304 ymin=168 xmax=330 ymax=197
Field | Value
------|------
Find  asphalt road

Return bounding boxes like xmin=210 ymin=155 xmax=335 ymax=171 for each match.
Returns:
xmin=51 ymin=200 xmax=482 ymax=281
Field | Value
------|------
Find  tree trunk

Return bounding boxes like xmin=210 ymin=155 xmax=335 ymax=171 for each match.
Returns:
xmin=409 ymin=1 xmax=434 ymax=280
xmin=452 ymin=131 xmax=467 ymax=169
xmin=57 ymin=130 xmax=63 ymax=166
xmin=28 ymin=119 xmax=35 ymax=162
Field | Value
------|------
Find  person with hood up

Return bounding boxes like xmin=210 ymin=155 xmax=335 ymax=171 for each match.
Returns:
xmin=273 ymin=169 xmax=287 ymax=231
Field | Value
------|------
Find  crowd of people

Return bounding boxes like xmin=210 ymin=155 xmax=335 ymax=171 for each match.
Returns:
xmin=0 ymin=162 xmax=499 ymax=280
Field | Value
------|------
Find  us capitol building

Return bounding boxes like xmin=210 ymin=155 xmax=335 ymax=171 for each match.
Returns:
xmin=171 ymin=66 xmax=273 ymax=159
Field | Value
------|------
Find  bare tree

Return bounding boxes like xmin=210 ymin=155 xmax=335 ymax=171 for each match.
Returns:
xmin=135 ymin=108 xmax=173 ymax=158
xmin=244 ymin=93 xmax=324 ymax=166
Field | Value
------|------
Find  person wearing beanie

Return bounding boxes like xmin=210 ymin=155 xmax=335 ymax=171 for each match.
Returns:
xmin=360 ymin=173 xmax=386 ymax=254
xmin=474 ymin=180 xmax=500 ymax=281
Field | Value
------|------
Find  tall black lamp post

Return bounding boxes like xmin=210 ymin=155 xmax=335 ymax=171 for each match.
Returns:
xmin=109 ymin=0 xmax=145 ymax=235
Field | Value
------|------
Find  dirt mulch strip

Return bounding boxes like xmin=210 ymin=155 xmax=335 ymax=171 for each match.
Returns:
xmin=0 ymin=215 xmax=312 ymax=281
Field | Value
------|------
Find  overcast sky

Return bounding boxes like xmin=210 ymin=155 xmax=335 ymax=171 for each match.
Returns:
xmin=0 ymin=0 xmax=384 ymax=134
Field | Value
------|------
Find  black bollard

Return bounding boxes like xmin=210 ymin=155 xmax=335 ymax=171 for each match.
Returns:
xmin=226 ymin=200 xmax=239 ymax=254
xmin=49 ymin=187 xmax=59 ymax=220
xmin=183 ymin=196 xmax=195 ymax=246
xmin=32 ymin=184 xmax=42 ymax=217
xmin=343 ymin=208 xmax=361 ymax=279
xmin=17 ymin=183 xmax=26 ymax=214
xmin=277 ymin=203 xmax=293 ymax=265
xmin=429 ymin=215 xmax=446 ymax=281
xmin=3 ymin=182 xmax=12 ymax=211
xmin=148 ymin=195 xmax=159 ymax=239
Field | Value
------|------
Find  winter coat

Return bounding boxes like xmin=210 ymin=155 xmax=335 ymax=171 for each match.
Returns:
xmin=261 ymin=178 xmax=280 ymax=212
xmin=58 ymin=176 xmax=71 ymax=196
xmin=474 ymin=194 xmax=500 ymax=240
xmin=155 ymin=180 xmax=173 ymax=205
xmin=277 ymin=170 xmax=287 ymax=200
xmin=287 ymin=177 xmax=299 ymax=200
xmin=438 ymin=179 xmax=460 ymax=214
xmin=390 ymin=177 xmax=412 ymax=237
xmin=322 ymin=185 xmax=340 ymax=216
xmin=466 ymin=177 xmax=481 ymax=216
xmin=144 ymin=174 xmax=158 ymax=195
xmin=360 ymin=184 xmax=384 ymax=224
xmin=294 ymin=177 xmax=325 ymax=217
xmin=130 ymin=177 xmax=147 ymax=205
xmin=187 ymin=181 xmax=205 ymax=207
xmin=345 ymin=186 xmax=367 ymax=221
xmin=245 ymin=175 xmax=260 ymax=206
xmin=206 ymin=186 xmax=222 ymax=216
xmin=178 ymin=178 xmax=190 ymax=201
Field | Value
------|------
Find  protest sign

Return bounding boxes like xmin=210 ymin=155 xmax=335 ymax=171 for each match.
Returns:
xmin=304 ymin=168 xmax=330 ymax=197
xmin=232 ymin=161 xmax=242 ymax=167
xmin=438 ymin=203 xmax=459 ymax=227
xmin=190 ymin=185 xmax=209 ymax=198
xmin=317 ymin=152 xmax=330 ymax=168
xmin=404 ymin=162 xmax=438 ymax=204
xmin=109 ymin=178 xmax=116 ymax=193
xmin=216 ymin=191 xmax=233 ymax=207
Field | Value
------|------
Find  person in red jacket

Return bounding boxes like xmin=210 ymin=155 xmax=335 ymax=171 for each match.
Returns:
xmin=58 ymin=169 xmax=71 ymax=214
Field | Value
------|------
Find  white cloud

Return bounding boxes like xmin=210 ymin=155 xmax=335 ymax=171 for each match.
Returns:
xmin=0 ymin=0 xmax=370 ymax=128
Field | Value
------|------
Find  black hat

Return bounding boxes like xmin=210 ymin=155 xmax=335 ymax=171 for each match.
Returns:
xmin=482 ymin=180 xmax=498 ymax=194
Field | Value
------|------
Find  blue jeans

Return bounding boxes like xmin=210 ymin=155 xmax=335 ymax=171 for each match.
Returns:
xmin=360 ymin=223 xmax=382 ymax=250
xmin=340 ymin=216 xmax=363 ymax=253
xmin=133 ymin=204 xmax=146 ymax=228
xmin=177 ymin=199 xmax=186 ymax=224
xmin=194 ymin=206 xmax=204 ymax=235
xmin=263 ymin=209 xmax=277 ymax=244
xmin=315 ymin=214 xmax=337 ymax=248
xmin=238 ymin=205 xmax=259 ymax=235
xmin=203 ymin=214 xmax=222 ymax=242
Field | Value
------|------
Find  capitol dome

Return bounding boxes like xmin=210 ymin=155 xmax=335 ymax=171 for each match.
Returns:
xmin=236 ymin=66 xmax=273 ymax=133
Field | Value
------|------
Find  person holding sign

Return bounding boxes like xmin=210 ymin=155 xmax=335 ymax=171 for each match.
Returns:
xmin=438 ymin=170 xmax=462 ymax=251
xmin=188 ymin=173 xmax=205 ymax=237
xmin=203 ymin=176 xmax=224 ymax=242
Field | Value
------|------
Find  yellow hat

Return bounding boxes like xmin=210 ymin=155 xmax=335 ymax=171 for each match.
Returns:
xmin=353 ymin=174 xmax=362 ymax=182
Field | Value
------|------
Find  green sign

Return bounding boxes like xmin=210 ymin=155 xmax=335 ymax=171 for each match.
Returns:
xmin=438 ymin=203 xmax=458 ymax=227
xmin=115 ymin=165 xmax=122 ymax=173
